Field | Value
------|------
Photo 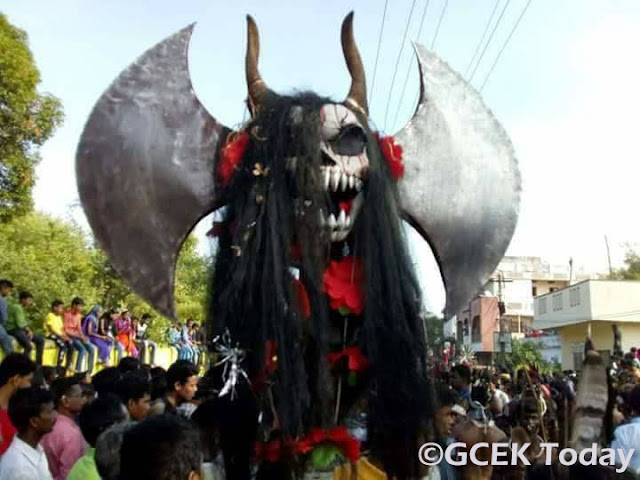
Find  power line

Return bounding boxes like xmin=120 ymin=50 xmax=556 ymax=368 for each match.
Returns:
xmin=479 ymin=0 xmax=533 ymax=92
xmin=467 ymin=0 xmax=511 ymax=83
xmin=391 ymin=0 xmax=431 ymax=130
xmin=430 ymin=0 xmax=449 ymax=49
xmin=383 ymin=0 xmax=418 ymax=131
xmin=463 ymin=0 xmax=501 ymax=78
xmin=369 ymin=0 xmax=390 ymax=106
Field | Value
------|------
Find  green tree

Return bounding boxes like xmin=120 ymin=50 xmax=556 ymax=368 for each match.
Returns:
xmin=611 ymin=248 xmax=640 ymax=280
xmin=509 ymin=339 xmax=555 ymax=375
xmin=0 ymin=14 xmax=64 ymax=222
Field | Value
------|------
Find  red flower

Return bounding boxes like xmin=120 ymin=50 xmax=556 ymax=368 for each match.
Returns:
xmin=375 ymin=133 xmax=404 ymax=180
xmin=322 ymin=257 xmax=364 ymax=315
xmin=328 ymin=347 xmax=369 ymax=372
xmin=292 ymin=277 xmax=311 ymax=320
xmin=218 ymin=131 xmax=249 ymax=186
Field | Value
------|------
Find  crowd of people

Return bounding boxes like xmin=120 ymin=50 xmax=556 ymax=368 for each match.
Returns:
xmin=0 ymin=279 xmax=208 ymax=374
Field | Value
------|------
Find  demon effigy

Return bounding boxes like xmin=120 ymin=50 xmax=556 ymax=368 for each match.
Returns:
xmin=76 ymin=12 xmax=520 ymax=479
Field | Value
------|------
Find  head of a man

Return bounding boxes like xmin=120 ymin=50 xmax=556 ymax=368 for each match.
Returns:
xmin=451 ymin=365 xmax=471 ymax=392
xmin=0 ymin=353 xmax=37 ymax=393
xmin=434 ymin=384 xmax=459 ymax=438
xmin=166 ymin=362 xmax=199 ymax=404
xmin=119 ymin=414 xmax=202 ymax=480
xmin=18 ymin=291 xmax=33 ymax=308
xmin=51 ymin=377 xmax=86 ymax=416
xmin=9 ymin=386 xmax=57 ymax=437
xmin=0 ymin=279 xmax=14 ymax=298
xmin=118 ymin=357 xmax=141 ymax=375
xmin=79 ymin=394 xmax=129 ymax=448
xmin=141 ymin=313 xmax=152 ymax=325
xmin=71 ymin=297 xmax=85 ymax=314
xmin=117 ymin=371 xmax=152 ymax=421
xmin=51 ymin=300 xmax=64 ymax=315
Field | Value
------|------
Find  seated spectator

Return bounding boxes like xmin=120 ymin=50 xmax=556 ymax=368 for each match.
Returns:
xmin=0 ymin=280 xmax=15 ymax=355
xmin=0 ymin=387 xmax=57 ymax=479
xmin=135 ymin=313 xmax=157 ymax=366
xmin=161 ymin=361 xmax=199 ymax=415
xmin=115 ymin=310 xmax=138 ymax=358
xmin=41 ymin=366 xmax=58 ymax=390
xmin=611 ymin=385 xmax=640 ymax=474
xmin=167 ymin=321 xmax=191 ymax=361
xmin=118 ymin=356 xmax=140 ymax=375
xmin=7 ymin=292 xmax=45 ymax=366
xmin=64 ymin=298 xmax=96 ymax=374
xmin=182 ymin=319 xmax=197 ymax=364
xmin=117 ymin=371 xmax=151 ymax=422
xmin=44 ymin=300 xmax=74 ymax=372
xmin=92 ymin=367 xmax=122 ymax=398
xmin=103 ymin=309 xmax=124 ymax=363
xmin=41 ymin=378 xmax=87 ymax=480
xmin=83 ymin=305 xmax=114 ymax=366
xmin=95 ymin=422 xmax=135 ymax=480
xmin=67 ymin=395 xmax=128 ymax=480
xmin=119 ymin=414 xmax=202 ymax=480
xmin=0 ymin=353 xmax=36 ymax=454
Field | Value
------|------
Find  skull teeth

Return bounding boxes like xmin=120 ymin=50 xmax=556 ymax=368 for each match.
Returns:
xmin=320 ymin=167 xmax=363 ymax=193
xmin=319 ymin=209 xmax=353 ymax=239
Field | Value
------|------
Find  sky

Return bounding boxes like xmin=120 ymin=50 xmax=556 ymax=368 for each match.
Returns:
xmin=3 ymin=0 xmax=640 ymax=314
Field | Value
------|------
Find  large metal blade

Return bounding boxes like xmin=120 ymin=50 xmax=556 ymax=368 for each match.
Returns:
xmin=76 ymin=24 xmax=228 ymax=319
xmin=396 ymin=44 xmax=521 ymax=320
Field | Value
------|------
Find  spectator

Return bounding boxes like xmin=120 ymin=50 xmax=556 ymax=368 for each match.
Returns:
xmin=64 ymin=298 xmax=96 ymax=374
xmin=43 ymin=300 xmax=74 ymax=372
xmin=117 ymin=371 xmax=152 ymax=422
xmin=0 ymin=387 xmax=57 ymax=479
xmin=119 ymin=414 xmax=202 ymax=480
xmin=115 ymin=310 xmax=138 ymax=357
xmin=7 ymin=291 xmax=45 ymax=365
xmin=161 ymin=361 xmax=199 ymax=415
xmin=103 ymin=309 xmax=124 ymax=363
xmin=41 ymin=378 xmax=87 ymax=480
xmin=0 ymin=280 xmax=15 ymax=355
xmin=451 ymin=364 xmax=472 ymax=407
xmin=149 ymin=367 xmax=168 ymax=416
xmin=611 ymin=385 xmax=640 ymax=474
xmin=83 ymin=305 xmax=113 ymax=366
xmin=0 ymin=353 xmax=36 ymax=455
xmin=41 ymin=366 xmax=58 ymax=390
xmin=193 ymin=323 xmax=208 ymax=368
xmin=118 ymin=356 xmax=141 ymax=374
xmin=92 ymin=367 xmax=122 ymax=398
xmin=181 ymin=318 xmax=197 ymax=364
xmin=67 ymin=395 xmax=128 ymax=480
xmin=167 ymin=321 xmax=191 ymax=361
xmin=95 ymin=422 xmax=135 ymax=480
xmin=489 ymin=379 xmax=510 ymax=414
xmin=135 ymin=313 xmax=157 ymax=366
xmin=434 ymin=384 xmax=460 ymax=480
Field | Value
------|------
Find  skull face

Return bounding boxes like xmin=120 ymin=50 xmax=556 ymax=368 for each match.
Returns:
xmin=318 ymin=103 xmax=369 ymax=242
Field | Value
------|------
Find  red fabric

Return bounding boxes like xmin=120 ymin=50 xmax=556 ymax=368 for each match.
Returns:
xmin=292 ymin=278 xmax=311 ymax=319
xmin=0 ymin=408 xmax=17 ymax=455
xmin=322 ymin=257 xmax=364 ymax=315
xmin=218 ymin=131 xmax=249 ymax=186
xmin=374 ymin=133 xmax=404 ymax=180
xmin=339 ymin=199 xmax=354 ymax=214
xmin=328 ymin=347 xmax=369 ymax=372
xmin=254 ymin=427 xmax=360 ymax=464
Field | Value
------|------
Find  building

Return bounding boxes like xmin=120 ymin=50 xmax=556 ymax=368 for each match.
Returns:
xmin=456 ymin=256 xmax=598 ymax=365
xmin=533 ymin=280 xmax=640 ymax=370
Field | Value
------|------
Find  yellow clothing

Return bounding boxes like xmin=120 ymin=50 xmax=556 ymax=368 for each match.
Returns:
xmin=333 ymin=458 xmax=388 ymax=480
xmin=44 ymin=312 xmax=64 ymax=336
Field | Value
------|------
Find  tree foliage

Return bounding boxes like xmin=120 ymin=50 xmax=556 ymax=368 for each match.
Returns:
xmin=509 ymin=339 xmax=557 ymax=375
xmin=0 ymin=14 xmax=64 ymax=222
xmin=611 ymin=248 xmax=640 ymax=280
xmin=0 ymin=212 xmax=211 ymax=343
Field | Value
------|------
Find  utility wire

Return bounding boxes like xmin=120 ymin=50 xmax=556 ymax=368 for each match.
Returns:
xmin=383 ymin=0 xmax=418 ymax=131
xmin=467 ymin=0 xmax=511 ymax=83
xmin=369 ymin=0 xmax=389 ymax=106
xmin=479 ymin=0 xmax=533 ymax=92
xmin=391 ymin=0 xmax=431 ymax=130
xmin=463 ymin=0 xmax=501 ymax=78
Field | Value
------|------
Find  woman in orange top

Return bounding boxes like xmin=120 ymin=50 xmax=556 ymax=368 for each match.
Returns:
xmin=115 ymin=310 xmax=138 ymax=357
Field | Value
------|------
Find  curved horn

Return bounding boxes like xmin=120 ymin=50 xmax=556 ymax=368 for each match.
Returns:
xmin=396 ymin=44 xmax=520 ymax=320
xmin=77 ymin=24 xmax=228 ymax=319
xmin=341 ymin=12 xmax=368 ymax=116
xmin=246 ymin=15 xmax=274 ymax=114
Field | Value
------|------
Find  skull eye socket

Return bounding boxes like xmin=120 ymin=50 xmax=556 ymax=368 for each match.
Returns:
xmin=330 ymin=126 xmax=367 ymax=156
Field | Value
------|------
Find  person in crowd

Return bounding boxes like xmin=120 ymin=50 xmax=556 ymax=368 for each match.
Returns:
xmin=95 ymin=421 xmax=135 ymax=480
xmin=167 ymin=321 xmax=192 ymax=361
xmin=451 ymin=364 xmax=472 ymax=408
xmin=64 ymin=298 xmax=96 ymax=374
xmin=102 ymin=309 xmax=124 ymax=363
xmin=119 ymin=414 xmax=202 ymax=480
xmin=193 ymin=322 xmax=208 ymax=369
xmin=0 ymin=279 xmax=15 ymax=355
xmin=41 ymin=378 xmax=87 ymax=480
xmin=115 ymin=310 xmax=139 ymax=358
xmin=160 ymin=361 xmax=199 ymax=415
xmin=92 ymin=367 xmax=122 ymax=397
xmin=6 ymin=291 xmax=45 ymax=366
xmin=182 ymin=318 xmax=198 ymax=365
xmin=0 ymin=387 xmax=57 ymax=479
xmin=41 ymin=366 xmax=58 ymax=390
xmin=0 ymin=353 xmax=36 ymax=455
xmin=433 ymin=384 xmax=460 ymax=480
xmin=43 ymin=300 xmax=74 ymax=372
xmin=118 ymin=356 xmax=141 ymax=374
xmin=117 ymin=371 xmax=152 ymax=422
xmin=611 ymin=384 xmax=640 ymax=474
xmin=83 ymin=305 xmax=114 ymax=366
xmin=67 ymin=394 xmax=129 ymax=480
xmin=489 ymin=378 xmax=510 ymax=414
xmin=135 ymin=313 xmax=157 ymax=366
xmin=149 ymin=367 xmax=168 ymax=416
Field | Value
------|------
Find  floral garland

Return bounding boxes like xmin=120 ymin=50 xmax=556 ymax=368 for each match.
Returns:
xmin=218 ymin=130 xmax=250 ymax=186
xmin=322 ymin=257 xmax=364 ymax=315
xmin=374 ymin=133 xmax=405 ymax=180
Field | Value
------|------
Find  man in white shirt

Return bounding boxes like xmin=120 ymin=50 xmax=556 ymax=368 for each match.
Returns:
xmin=0 ymin=386 xmax=57 ymax=479
xmin=611 ymin=385 xmax=640 ymax=474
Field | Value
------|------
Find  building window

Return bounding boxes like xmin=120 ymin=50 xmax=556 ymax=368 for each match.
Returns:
xmin=471 ymin=315 xmax=481 ymax=343
xmin=549 ymin=287 xmax=557 ymax=293
xmin=532 ymin=286 xmax=538 ymax=297
xmin=569 ymin=287 xmax=582 ymax=308
xmin=539 ymin=298 xmax=547 ymax=315
xmin=552 ymin=293 xmax=563 ymax=311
